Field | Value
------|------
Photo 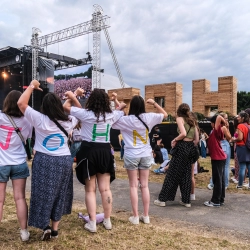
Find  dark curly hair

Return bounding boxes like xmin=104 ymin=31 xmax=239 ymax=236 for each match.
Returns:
xmin=85 ymin=89 xmax=112 ymax=122
xmin=176 ymin=103 xmax=195 ymax=127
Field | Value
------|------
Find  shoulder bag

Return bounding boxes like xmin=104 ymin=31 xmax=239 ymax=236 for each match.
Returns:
xmin=52 ymin=119 xmax=71 ymax=148
xmin=6 ymin=114 xmax=32 ymax=160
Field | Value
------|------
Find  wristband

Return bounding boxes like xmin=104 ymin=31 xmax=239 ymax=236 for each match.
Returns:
xmin=29 ymin=84 xmax=35 ymax=89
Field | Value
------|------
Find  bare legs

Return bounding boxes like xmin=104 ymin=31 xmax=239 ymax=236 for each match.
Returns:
xmin=127 ymin=169 xmax=150 ymax=217
xmin=12 ymin=179 xmax=28 ymax=230
xmin=0 ymin=182 xmax=7 ymax=222
xmin=191 ymin=163 xmax=195 ymax=195
xmin=84 ymin=173 xmax=112 ymax=221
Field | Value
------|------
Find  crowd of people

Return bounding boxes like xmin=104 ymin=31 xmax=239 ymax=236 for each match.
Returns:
xmin=0 ymin=79 xmax=250 ymax=242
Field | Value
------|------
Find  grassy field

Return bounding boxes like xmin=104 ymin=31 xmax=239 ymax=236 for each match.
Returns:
xmin=1 ymin=191 xmax=250 ymax=250
xmin=114 ymin=152 xmax=250 ymax=194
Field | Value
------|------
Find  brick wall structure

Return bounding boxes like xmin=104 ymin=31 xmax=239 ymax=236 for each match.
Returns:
xmin=192 ymin=76 xmax=237 ymax=116
xmin=107 ymin=87 xmax=140 ymax=113
xmin=145 ymin=82 xmax=182 ymax=116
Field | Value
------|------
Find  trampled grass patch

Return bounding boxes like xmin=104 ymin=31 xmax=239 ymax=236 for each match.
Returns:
xmin=0 ymin=192 xmax=249 ymax=250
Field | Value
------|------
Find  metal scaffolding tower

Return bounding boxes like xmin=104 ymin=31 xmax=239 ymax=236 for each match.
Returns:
xmin=30 ymin=4 xmax=125 ymax=90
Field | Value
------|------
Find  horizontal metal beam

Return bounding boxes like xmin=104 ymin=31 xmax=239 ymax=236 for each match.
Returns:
xmin=38 ymin=16 xmax=110 ymax=47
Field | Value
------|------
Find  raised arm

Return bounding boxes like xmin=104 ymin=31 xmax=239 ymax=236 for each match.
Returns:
xmin=17 ymin=80 xmax=43 ymax=114
xmin=214 ymin=115 xmax=226 ymax=130
xmin=146 ymin=99 xmax=168 ymax=118
xmin=63 ymin=88 xmax=84 ymax=113
xmin=111 ymin=92 xmax=120 ymax=108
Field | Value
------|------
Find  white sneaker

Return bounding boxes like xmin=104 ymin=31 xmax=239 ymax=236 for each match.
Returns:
xmin=231 ymin=177 xmax=238 ymax=184
xmin=190 ymin=194 xmax=195 ymax=201
xmin=180 ymin=201 xmax=191 ymax=208
xmin=20 ymin=229 xmax=30 ymax=242
xmin=103 ymin=218 xmax=112 ymax=230
xmin=154 ymin=199 xmax=166 ymax=207
xmin=207 ymin=184 xmax=214 ymax=190
xmin=243 ymin=182 xmax=249 ymax=188
xmin=139 ymin=215 xmax=150 ymax=224
xmin=84 ymin=220 xmax=97 ymax=233
xmin=129 ymin=216 xmax=139 ymax=225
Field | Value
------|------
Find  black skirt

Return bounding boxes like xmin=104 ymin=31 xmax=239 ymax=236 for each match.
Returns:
xmin=75 ymin=140 xmax=115 ymax=185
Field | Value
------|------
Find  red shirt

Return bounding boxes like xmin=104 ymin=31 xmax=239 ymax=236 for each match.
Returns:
xmin=236 ymin=123 xmax=249 ymax=146
xmin=207 ymin=125 xmax=226 ymax=160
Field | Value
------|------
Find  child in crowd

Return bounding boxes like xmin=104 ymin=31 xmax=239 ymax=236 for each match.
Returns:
xmin=153 ymin=144 xmax=170 ymax=174
xmin=153 ymin=145 xmax=163 ymax=164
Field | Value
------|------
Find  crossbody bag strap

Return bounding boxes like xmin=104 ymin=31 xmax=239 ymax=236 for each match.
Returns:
xmin=5 ymin=114 xmax=26 ymax=146
xmin=135 ymin=115 xmax=149 ymax=131
xmin=52 ymin=119 xmax=68 ymax=137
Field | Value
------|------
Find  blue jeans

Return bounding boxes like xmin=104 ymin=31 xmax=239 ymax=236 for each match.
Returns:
xmin=200 ymin=141 xmax=206 ymax=158
xmin=238 ymin=162 xmax=250 ymax=186
xmin=70 ymin=142 xmax=81 ymax=159
xmin=120 ymin=140 xmax=125 ymax=159
xmin=210 ymin=140 xmax=231 ymax=188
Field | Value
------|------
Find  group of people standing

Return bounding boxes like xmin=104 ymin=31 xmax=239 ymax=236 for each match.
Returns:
xmin=1 ymin=78 xmax=249 ymax=242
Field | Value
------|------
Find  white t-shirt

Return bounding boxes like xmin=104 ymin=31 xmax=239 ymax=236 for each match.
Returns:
xmin=112 ymin=113 xmax=164 ymax=158
xmin=0 ymin=111 xmax=32 ymax=166
xmin=70 ymin=107 xmax=124 ymax=143
xmin=24 ymin=106 xmax=78 ymax=156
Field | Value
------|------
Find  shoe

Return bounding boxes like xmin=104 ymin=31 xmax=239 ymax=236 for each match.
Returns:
xmin=153 ymin=168 xmax=164 ymax=174
xmin=139 ymin=215 xmax=150 ymax=224
xmin=84 ymin=220 xmax=97 ymax=233
xmin=207 ymin=184 xmax=214 ymax=190
xmin=51 ymin=230 xmax=58 ymax=239
xmin=231 ymin=177 xmax=238 ymax=184
xmin=179 ymin=201 xmax=191 ymax=208
xmin=41 ymin=226 xmax=51 ymax=241
xmin=190 ymin=194 xmax=195 ymax=201
xmin=20 ymin=229 xmax=30 ymax=242
xmin=236 ymin=185 xmax=243 ymax=190
xmin=243 ymin=182 xmax=249 ymax=188
xmin=220 ymin=202 xmax=225 ymax=206
xmin=204 ymin=201 xmax=220 ymax=207
xmin=154 ymin=199 xmax=166 ymax=207
xmin=103 ymin=218 xmax=112 ymax=230
xmin=129 ymin=216 xmax=139 ymax=225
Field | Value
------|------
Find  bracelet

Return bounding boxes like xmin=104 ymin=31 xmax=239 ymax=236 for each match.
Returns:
xmin=153 ymin=101 xmax=156 ymax=107
xmin=29 ymin=84 xmax=35 ymax=89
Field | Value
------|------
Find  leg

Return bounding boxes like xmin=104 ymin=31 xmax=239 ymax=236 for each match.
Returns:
xmin=85 ymin=175 xmax=97 ymax=221
xmin=52 ymin=220 xmax=60 ymax=231
xmin=126 ymin=169 xmax=139 ymax=217
xmin=96 ymin=173 xmax=112 ymax=219
xmin=224 ymin=142 xmax=231 ymax=188
xmin=238 ymin=162 xmax=246 ymax=186
xmin=12 ymin=178 xmax=28 ymax=230
xmin=191 ymin=163 xmax=195 ymax=195
xmin=0 ymin=182 xmax=7 ymax=222
xmin=179 ymin=163 xmax=192 ymax=204
xmin=138 ymin=169 xmax=150 ymax=216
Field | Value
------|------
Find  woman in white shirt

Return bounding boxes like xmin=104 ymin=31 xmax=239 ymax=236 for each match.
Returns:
xmin=112 ymin=95 xmax=167 ymax=224
xmin=0 ymin=90 xmax=32 ymax=241
xmin=17 ymin=80 xmax=78 ymax=240
xmin=63 ymin=89 xmax=126 ymax=233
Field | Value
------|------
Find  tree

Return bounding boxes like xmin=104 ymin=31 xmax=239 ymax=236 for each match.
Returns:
xmin=237 ymin=91 xmax=250 ymax=113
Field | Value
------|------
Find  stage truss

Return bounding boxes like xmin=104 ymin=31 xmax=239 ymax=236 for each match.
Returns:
xmin=31 ymin=4 xmax=125 ymax=90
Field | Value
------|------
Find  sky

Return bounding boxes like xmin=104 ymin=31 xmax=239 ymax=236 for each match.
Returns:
xmin=1 ymin=0 xmax=250 ymax=108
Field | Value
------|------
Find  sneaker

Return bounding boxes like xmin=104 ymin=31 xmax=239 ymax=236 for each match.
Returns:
xmin=129 ymin=216 xmax=139 ymax=225
xmin=220 ymin=202 xmax=225 ymax=206
xmin=231 ymin=177 xmax=238 ymax=184
xmin=153 ymin=168 xmax=164 ymax=174
xmin=84 ymin=220 xmax=97 ymax=233
xmin=154 ymin=199 xmax=166 ymax=207
xmin=179 ymin=201 xmax=191 ymax=208
xmin=139 ymin=215 xmax=150 ymax=224
xmin=236 ymin=185 xmax=243 ymax=190
xmin=41 ymin=226 xmax=51 ymax=241
xmin=190 ymin=194 xmax=195 ymax=201
xmin=20 ymin=229 xmax=30 ymax=242
xmin=103 ymin=218 xmax=112 ymax=230
xmin=243 ymin=182 xmax=249 ymax=188
xmin=207 ymin=184 xmax=214 ymax=190
xmin=51 ymin=230 xmax=58 ymax=239
xmin=204 ymin=201 xmax=220 ymax=207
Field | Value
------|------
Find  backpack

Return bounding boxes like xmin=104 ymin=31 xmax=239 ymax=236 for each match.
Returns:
xmin=243 ymin=123 xmax=250 ymax=150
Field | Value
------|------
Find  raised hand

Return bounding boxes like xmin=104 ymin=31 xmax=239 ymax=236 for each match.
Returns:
xmin=30 ymin=80 xmax=43 ymax=91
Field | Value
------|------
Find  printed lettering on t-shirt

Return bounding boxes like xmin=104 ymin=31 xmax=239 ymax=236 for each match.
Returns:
xmin=0 ymin=125 xmax=21 ymax=150
xmin=92 ymin=124 xmax=110 ymax=141
xmin=133 ymin=129 xmax=148 ymax=146
xmin=42 ymin=133 xmax=64 ymax=151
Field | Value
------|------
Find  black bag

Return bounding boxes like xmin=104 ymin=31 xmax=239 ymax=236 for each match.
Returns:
xmin=169 ymin=147 xmax=178 ymax=156
xmin=194 ymin=145 xmax=200 ymax=162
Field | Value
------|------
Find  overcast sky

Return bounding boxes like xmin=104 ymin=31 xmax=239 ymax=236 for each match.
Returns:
xmin=1 ymin=0 xmax=250 ymax=107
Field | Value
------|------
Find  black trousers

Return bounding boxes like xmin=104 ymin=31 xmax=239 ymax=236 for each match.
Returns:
xmin=211 ymin=159 xmax=226 ymax=204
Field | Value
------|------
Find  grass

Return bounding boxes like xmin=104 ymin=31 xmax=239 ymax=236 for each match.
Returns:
xmin=1 ymin=191 xmax=250 ymax=250
xmin=114 ymin=152 xmax=250 ymax=194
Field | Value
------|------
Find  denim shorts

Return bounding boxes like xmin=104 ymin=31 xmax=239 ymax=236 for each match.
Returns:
xmin=124 ymin=156 xmax=152 ymax=170
xmin=0 ymin=161 xmax=30 ymax=182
